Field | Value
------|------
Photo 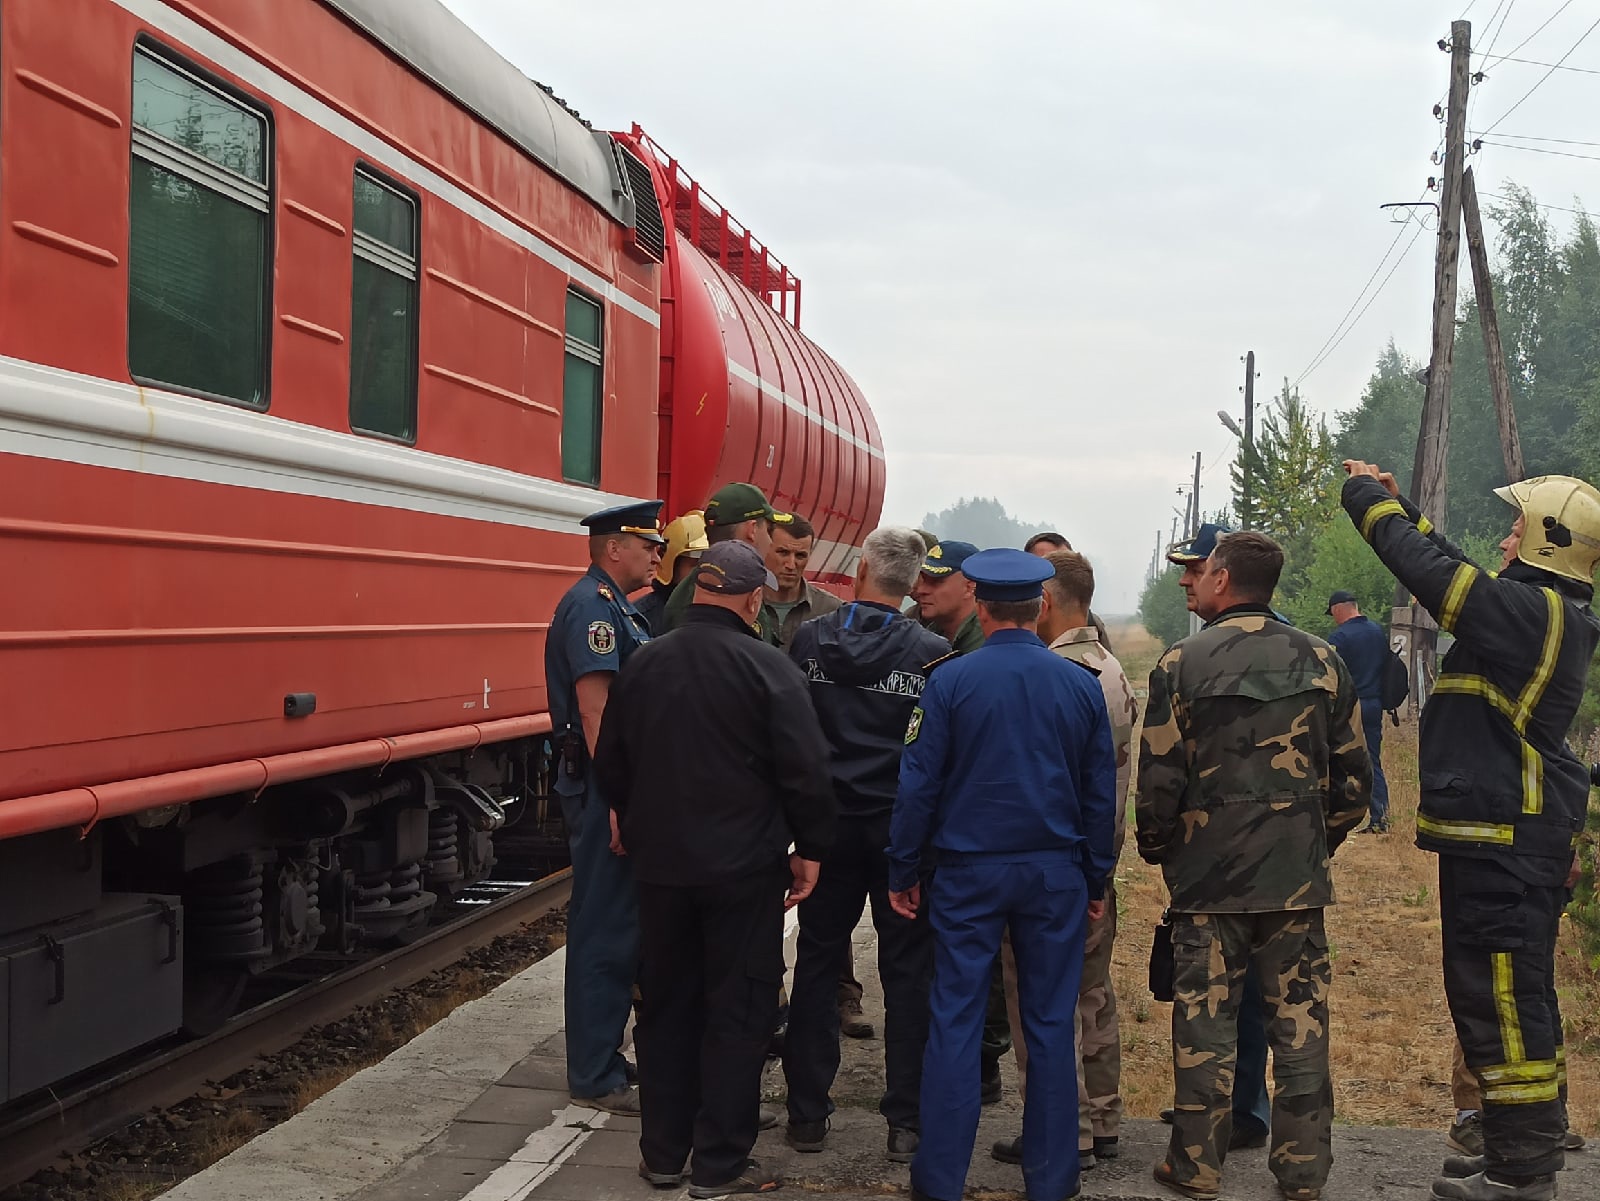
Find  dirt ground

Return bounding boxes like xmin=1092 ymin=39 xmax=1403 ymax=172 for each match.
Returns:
xmin=1102 ymin=620 xmax=1599 ymax=1135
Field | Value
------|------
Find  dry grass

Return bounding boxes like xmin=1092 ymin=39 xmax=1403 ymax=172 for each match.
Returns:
xmin=1104 ymin=622 xmax=1600 ymax=1135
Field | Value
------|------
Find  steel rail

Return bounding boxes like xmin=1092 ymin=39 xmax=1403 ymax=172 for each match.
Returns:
xmin=0 ymin=868 xmax=572 ymax=1191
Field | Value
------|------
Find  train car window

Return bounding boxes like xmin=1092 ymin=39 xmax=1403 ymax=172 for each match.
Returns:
xmin=561 ymin=289 xmax=603 ymax=486
xmin=350 ymin=170 xmax=419 ymax=442
xmin=128 ymin=48 xmax=270 ymax=408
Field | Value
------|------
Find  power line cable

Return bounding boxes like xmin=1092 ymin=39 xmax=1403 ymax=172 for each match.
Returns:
xmin=1290 ymin=198 xmax=1428 ymax=389
xmin=1475 ymin=52 xmax=1600 ymax=74
xmin=1477 ymin=130 xmax=1600 ymax=146
xmin=1490 ymin=190 xmax=1590 ymax=216
xmin=1468 ymin=0 xmax=1518 ymax=134
xmin=1481 ymin=0 xmax=1520 ymax=60
xmin=1478 ymin=13 xmax=1600 ymax=136
xmin=1295 ymin=221 xmax=1429 ymax=389
xmin=1484 ymin=0 xmax=1573 ymax=64
xmin=1476 ymin=137 xmax=1600 ymax=161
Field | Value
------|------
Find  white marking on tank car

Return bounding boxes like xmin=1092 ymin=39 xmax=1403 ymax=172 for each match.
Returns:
xmin=484 ymin=678 xmax=492 ymax=710
xmin=725 ymin=361 xmax=885 ymax=460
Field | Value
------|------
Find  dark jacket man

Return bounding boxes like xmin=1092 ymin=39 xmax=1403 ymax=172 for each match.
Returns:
xmin=781 ymin=527 xmax=951 ymax=1159
xmin=1326 ymin=593 xmax=1394 ymax=832
xmin=788 ymin=602 xmax=951 ymax=818
xmin=594 ymin=540 xmax=835 ymax=1197
xmin=1343 ymin=465 xmax=1600 ymax=1199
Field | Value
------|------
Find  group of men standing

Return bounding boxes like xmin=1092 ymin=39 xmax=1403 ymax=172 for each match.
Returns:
xmin=544 ymin=461 xmax=1600 ymax=1201
xmin=545 ymin=480 xmax=1137 ymax=1200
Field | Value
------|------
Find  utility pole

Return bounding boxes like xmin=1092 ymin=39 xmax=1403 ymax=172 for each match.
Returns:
xmin=1191 ymin=451 xmax=1203 ymax=537
xmin=1462 ymin=165 xmax=1526 ymax=482
xmin=1397 ymin=19 xmax=1471 ymax=714
xmin=1241 ymin=351 xmax=1256 ymax=530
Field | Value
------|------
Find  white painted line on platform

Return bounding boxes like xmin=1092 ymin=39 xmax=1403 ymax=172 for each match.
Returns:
xmin=463 ymin=1104 xmax=610 ymax=1200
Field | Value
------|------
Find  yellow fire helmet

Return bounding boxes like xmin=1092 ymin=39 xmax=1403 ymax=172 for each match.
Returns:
xmin=1494 ymin=475 xmax=1600 ymax=583
xmin=655 ymin=510 xmax=710 ymax=585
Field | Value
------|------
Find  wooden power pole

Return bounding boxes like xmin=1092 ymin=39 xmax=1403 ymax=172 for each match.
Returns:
xmin=1396 ymin=19 xmax=1471 ymax=713
xmin=1241 ymin=351 xmax=1256 ymax=530
xmin=1462 ymin=165 xmax=1527 ymax=482
xmin=1191 ymin=451 xmax=1202 ymax=537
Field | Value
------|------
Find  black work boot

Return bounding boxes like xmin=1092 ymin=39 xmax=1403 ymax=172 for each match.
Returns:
xmin=980 ymin=1055 xmax=1002 ymax=1104
xmin=1429 ymin=1170 xmax=1557 ymax=1200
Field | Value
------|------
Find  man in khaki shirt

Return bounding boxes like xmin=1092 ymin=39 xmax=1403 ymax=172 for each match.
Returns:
xmin=765 ymin=514 xmax=843 ymax=649
xmin=992 ymin=549 xmax=1138 ymax=1171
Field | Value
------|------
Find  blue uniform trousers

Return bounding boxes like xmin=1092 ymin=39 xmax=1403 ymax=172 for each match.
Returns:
xmin=915 ymin=857 xmax=1086 ymax=1201
xmin=1360 ymin=701 xmax=1390 ymax=828
xmin=560 ymin=784 xmax=639 ymax=1098
xmin=1234 ymin=969 xmax=1270 ymax=1134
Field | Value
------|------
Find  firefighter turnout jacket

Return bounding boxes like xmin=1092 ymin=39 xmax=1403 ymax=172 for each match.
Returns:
xmin=1342 ymin=476 xmax=1599 ymax=885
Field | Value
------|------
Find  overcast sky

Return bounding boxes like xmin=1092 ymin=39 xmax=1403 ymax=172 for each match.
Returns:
xmin=440 ymin=0 xmax=1600 ymax=611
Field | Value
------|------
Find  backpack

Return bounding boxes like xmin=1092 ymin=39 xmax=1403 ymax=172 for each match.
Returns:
xmin=1380 ymin=649 xmax=1410 ymax=722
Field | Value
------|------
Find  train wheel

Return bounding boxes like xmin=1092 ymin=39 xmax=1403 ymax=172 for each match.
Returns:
xmin=182 ymin=966 xmax=249 ymax=1037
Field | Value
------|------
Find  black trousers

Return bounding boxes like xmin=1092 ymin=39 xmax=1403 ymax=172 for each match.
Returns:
xmin=637 ymin=864 xmax=787 ymax=1186
xmin=783 ymin=814 xmax=932 ymax=1130
xmin=1438 ymin=854 xmax=1566 ymax=1179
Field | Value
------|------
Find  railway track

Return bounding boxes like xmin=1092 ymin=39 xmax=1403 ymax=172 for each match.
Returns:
xmin=0 ymin=868 xmax=573 ymax=1193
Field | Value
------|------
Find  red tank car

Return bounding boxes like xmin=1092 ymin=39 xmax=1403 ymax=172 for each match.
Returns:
xmin=619 ymin=129 xmax=886 ymax=584
xmin=0 ymin=0 xmax=882 ymax=1105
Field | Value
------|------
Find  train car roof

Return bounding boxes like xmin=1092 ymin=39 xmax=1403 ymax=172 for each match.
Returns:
xmin=321 ymin=0 xmax=627 ymax=225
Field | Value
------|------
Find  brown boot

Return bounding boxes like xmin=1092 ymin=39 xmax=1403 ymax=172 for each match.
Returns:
xmin=839 ymin=995 xmax=875 ymax=1039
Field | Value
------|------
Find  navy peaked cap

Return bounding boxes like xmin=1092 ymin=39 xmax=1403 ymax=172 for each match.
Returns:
xmin=1166 ymin=521 xmax=1230 ymax=564
xmin=581 ymin=500 xmax=666 ymax=544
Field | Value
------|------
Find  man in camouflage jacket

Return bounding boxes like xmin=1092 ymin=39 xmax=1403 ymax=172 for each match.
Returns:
xmin=1137 ymin=531 xmax=1370 ymax=1201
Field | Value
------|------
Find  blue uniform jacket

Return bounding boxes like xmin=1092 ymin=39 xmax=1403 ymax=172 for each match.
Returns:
xmin=1327 ymin=613 xmax=1388 ymax=703
xmin=544 ymin=563 xmax=652 ymax=796
xmin=887 ymin=628 xmax=1118 ymax=897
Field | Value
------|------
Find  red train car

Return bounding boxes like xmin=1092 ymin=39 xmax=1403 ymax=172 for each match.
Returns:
xmin=0 ymin=0 xmax=882 ymax=1104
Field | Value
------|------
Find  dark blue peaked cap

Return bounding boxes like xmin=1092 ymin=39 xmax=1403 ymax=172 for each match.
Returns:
xmin=962 ymin=548 xmax=1055 ymax=602
xmin=1167 ymin=521 xmax=1230 ymax=565
xmin=580 ymin=500 xmax=666 ymax=544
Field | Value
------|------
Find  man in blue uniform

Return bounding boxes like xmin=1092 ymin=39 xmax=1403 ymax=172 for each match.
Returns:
xmin=545 ymin=500 xmax=664 ymax=1113
xmin=1325 ymin=590 xmax=1392 ymax=833
xmin=887 ymin=548 xmax=1117 ymax=1201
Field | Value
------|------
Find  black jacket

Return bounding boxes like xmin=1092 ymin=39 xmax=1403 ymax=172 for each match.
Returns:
xmin=1343 ymin=476 xmax=1599 ymax=883
xmin=788 ymin=601 xmax=952 ymax=819
xmin=594 ymin=605 xmax=837 ymax=886
xmin=633 ymin=580 xmax=673 ymax=637
xmin=1327 ymin=613 xmax=1389 ymax=702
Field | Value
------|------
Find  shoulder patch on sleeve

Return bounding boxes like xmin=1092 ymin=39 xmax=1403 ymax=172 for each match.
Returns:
xmin=588 ymin=620 xmax=616 ymax=654
xmin=905 ymin=707 xmax=924 ymax=744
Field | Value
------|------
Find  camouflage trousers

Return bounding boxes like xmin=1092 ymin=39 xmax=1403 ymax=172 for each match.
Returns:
xmin=1000 ymin=881 xmax=1123 ymax=1148
xmin=1166 ymin=908 xmax=1333 ymax=1198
